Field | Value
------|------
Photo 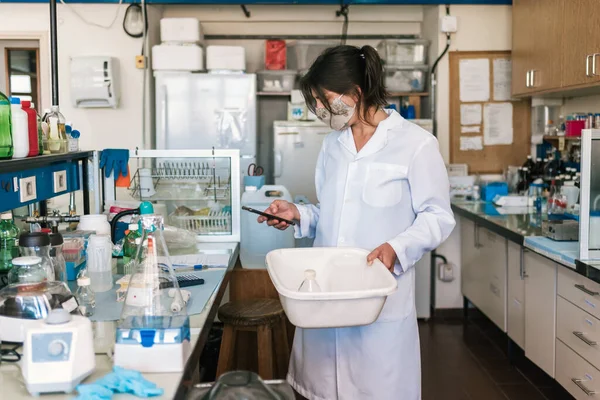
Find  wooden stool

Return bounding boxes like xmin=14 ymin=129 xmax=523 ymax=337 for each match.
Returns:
xmin=216 ymin=299 xmax=290 ymax=380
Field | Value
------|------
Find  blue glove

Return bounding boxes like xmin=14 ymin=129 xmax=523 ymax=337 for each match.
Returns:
xmin=75 ymin=383 xmax=113 ymax=400
xmin=100 ymin=149 xmax=129 ymax=180
xmin=97 ymin=367 xmax=164 ymax=398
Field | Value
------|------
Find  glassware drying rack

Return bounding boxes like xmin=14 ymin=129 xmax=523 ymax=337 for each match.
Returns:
xmin=108 ymin=149 xmax=241 ymax=243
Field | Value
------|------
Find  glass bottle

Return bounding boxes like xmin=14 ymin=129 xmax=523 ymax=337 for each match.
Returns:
xmin=75 ymin=276 xmax=96 ymax=317
xmin=49 ymin=233 xmax=67 ymax=282
xmin=44 ymin=105 xmax=67 ymax=154
xmin=123 ymin=224 xmax=142 ymax=274
xmin=0 ymin=212 xmax=19 ymax=272
xmin=19 ymin=232 xmax=55 ymax=281
xmin=31 ymin=103 xmax=44 ymax=156
xmin=0 ymin=90 xmax=12 ymax=159
xmin=7 ymin=256 xmax=47 ymax=284
xmin=298 ymin=269 xmax=322 ymax=292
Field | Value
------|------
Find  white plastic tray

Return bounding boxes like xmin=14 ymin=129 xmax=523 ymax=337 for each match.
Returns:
xmin=266 ymin=247 xmax=398 ymax=329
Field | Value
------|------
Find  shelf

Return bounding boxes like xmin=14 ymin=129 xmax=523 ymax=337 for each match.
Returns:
xmin=543 ymin=136 xmax=581 ymax=141
xmin=0 ymin=151 xmax=94 ymax=173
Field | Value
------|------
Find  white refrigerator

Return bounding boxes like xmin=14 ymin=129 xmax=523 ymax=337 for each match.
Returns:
xmin=154 ymin=71 xmax=257 ymax=178
xmin=273 ymin=120 xmax=431 ymax=319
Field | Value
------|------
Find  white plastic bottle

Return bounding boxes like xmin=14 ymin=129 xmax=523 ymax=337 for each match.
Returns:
xmin=298 ymin=269 xmax=322 ymax=292
xmin=10 ymin=97 xmax=29 ymax=158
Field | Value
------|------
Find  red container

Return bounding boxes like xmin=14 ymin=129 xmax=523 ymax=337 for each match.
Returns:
xmin=565 ymin=120 xmax=586 ymax=137
xmin=265 ymin=40 xmax=286 ymax=70
xmin=21 ymin=100 xmax=39 ymax=156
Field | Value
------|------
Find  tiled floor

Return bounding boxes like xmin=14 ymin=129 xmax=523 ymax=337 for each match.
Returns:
xmin=420 ymin=311 xmax=574 ymax=400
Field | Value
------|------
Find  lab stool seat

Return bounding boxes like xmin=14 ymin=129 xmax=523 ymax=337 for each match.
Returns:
xmin=216 ymin=299 xmax=290 ymax=380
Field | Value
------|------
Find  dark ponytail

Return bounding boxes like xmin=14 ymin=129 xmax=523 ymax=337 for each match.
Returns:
xmin=300 ymin=45 xmax=389 ymax=125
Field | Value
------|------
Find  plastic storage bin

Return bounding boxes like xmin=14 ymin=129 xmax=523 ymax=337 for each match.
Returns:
xmin=286 ymin=40 xmax=337 ymax=73
xmin=160 ymin=18 xmax=202 ymax=43
xmin=377 ymin=39 xmax=429 ymax=66
xmin=206 ymin=46 xmax=245 ymax=71
xmin=152 ymin=44 xmax=204 ymax=71
xmin=384 ymin=65 xmax=428 ymax=92
xmin=257 ymin=70 xmax=296 ymax=92
xmin=266 ymin=247 xmax=398 ymax=328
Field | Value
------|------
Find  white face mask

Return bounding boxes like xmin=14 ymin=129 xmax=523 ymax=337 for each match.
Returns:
xmin=315 ymin=94 xmax=356 ymax=131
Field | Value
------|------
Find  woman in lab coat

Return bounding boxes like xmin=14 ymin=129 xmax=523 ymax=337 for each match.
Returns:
xmin=258 ymin=45 xmax=456 ymax=400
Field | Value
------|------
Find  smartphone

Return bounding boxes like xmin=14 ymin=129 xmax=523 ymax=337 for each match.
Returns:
xmin=242 ymin=206 xmax=296 ymax=226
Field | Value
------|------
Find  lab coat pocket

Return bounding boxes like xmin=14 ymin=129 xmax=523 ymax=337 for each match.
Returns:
xmin=362 ymin=163 xmax=408 ymax=208
xmin=377 ymin=268 xmax=414 ymax=322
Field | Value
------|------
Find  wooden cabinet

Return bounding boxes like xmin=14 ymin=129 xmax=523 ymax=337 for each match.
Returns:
xmin=507 ymin=241 xmax=525 ymax=349
xmin=524 ymin=250 xmax=557 ymax=378
xmin=511 ymin=0 xmax=534 ymax=95
xmin=561 ymin=0 xmax=590 ymax=88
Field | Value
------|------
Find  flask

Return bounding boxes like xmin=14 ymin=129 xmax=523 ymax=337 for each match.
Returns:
xmin=7 ymin=256 xmax=47 ymax=284
xmin=75 ymin=276 xmax=96 ymax=317
xmin=298 ymin=269 xmax=322 ymax=292
xmin=0 ymin=212 xmax=20 ymax=271
xmin=0 ymin=90 xmax=12 ymax=159
xmin=10 ymin=97 xmax=29 ymax=158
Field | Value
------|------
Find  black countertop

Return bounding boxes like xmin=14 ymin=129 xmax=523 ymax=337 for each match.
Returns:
xmin=451 ymin=202 xmax=544 ymax=245
xmin=452 ymin=201 xmax=600 ymax=285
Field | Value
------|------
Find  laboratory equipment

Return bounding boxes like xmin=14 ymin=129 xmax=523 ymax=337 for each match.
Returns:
xmin=77 ymin=214 xmax=111 ymax=235
xmin=122 ymin=223 xmax=142 ymax=268
xmin=31 ymin=102 xmax=44 ymax=155
xmin=154 ymin=72 xmax=256 ymax=180
xmin=542 ymin=220 xmax=579 ymax=241
xmin=160 ymin=17 xmax=202 ymax=43
xmin=75 ymin=276 xmax=95 ymax=317
xmin=481 ymin=182 xmax=509 ymax=202
xmin=19 ymin=232 xmax=55 ymax=281
xmin=273 ymin=120 xmax=330 ymax=204
xmin=298 ymin=269 xmax=321 ymax=292
xmin=493 ymin=195 xmax=531 ymax=207
xmin=384 ymin=65 xmax=428 ymax=92
xmin=187 ymin=371 xmax=295 ymax=400
xmin=528 ymin=182 xmax=545 ymax=212
xmin=21 ymin=100 xmax=40 ymax=157
xmin=7 ymin=256 xmax=46 ymax=284
xmin=580 ymin=129 xmax=600 ymax=260
xmin=43 ymin=105 xmax=68 ymax=154
xmin=10 ymin=97 xmax=29 ymax=158
xmin=240 ymin=186 xmax=295 ymax=269
xmin=257 ymin=70 xmax=296 ymax=92
xmin=531 ymin=98 xmax=562 ymax=137
xmin=266 ymin=247 xmax=398 ymax=328
xmin=0 ymin=281 xmax=79 ymax=342
xmin=113 ymin=149 xmax=241 ymax=242
xmin=49 ymin=233 xmax=67 ymax=282
xmin=449 ymin=175 xmax=476 ymax=199
xmin=0 ymin=212 xmax=19 ymax=271
xmin=86 ymin=234 xmax=113 ymax=293
xmin=0 ymin=90 xmax=12 ymax=159
xmin=113 ymin=214 xmax=191 ymax=373
xmin=70 ymin=56 xmax=120 ymax=108
xmin=206 ymin=46 xmax=246 ymax=71
xmin=21 ymin=309 xmax=95 ymax=396
xmin=376 ymin=39 xmax=429 ymax=66
xmin=22 ymin=212 xmax=81 ymax=234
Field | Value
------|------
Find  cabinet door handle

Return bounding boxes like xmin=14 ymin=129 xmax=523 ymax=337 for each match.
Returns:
xmin=520 ymin=248 xmax=528 ymax=279
xmin=574 ymin=331 xmax=598 ymax=346
xmin=575 ymin=284 xmax=600 ymax=296
xmin=526 ymin=70 xmax=531 ymax=88
xmin=530 ymin=70 xmax=536 ymax=87
xmin=572 ymin=378 xmax=597 ymax=396
xmin=587 ymin=55 xmax=593 ymax=77
xmin=593 ymin=53 xmax=600 ymax=76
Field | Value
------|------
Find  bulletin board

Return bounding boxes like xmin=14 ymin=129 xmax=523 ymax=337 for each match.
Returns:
xmin=449 ymin=51 xmax=531 ymax=174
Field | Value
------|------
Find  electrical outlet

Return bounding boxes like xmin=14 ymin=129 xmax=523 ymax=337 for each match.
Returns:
xmin=440 ymin=15 xmax=458 ymax=33
xmin=135 ymin=55 xmax=147 ymax=69
xmin=19 ymin=176 xmax=37 ymax=202
xmin=53 ymin=170 xmax=67 ymax=193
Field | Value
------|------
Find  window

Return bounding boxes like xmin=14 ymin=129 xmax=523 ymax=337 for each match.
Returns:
xmin=5 ymin=48 xmax=39 ymax=107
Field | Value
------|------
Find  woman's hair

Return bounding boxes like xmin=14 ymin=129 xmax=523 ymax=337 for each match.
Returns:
xmin=300 ymin=45 xmax=388 ymax=124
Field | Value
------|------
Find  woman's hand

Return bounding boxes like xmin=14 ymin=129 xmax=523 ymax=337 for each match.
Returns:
xmin=367 ymin=243 xmax=397 ymax=273
xmin=257 ymin=200 xmax=300 ymax=230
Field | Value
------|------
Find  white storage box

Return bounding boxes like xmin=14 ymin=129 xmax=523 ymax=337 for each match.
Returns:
xmin=385 ymin=65 xmax=428 ymax=92
xmin=152 ymin=44 xmax=204 ymax=71
xmin=266 ymin=247 xmax=397 ymax=328
xmin=206 ymin=46 xmax=245 ymax=71
xmin=286 ymin=40 xmax=337 ymax=73
xmin=257 ymin=70 xmax=296 ymax=92
xmin=377 ymin=39 xmax=429 ymax=66
xmin=160 ymin=18 xmax=202 ymax=43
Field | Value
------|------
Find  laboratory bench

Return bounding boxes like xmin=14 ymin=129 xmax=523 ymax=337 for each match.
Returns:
xmin=0 ymin=242 xmax=239 ymax=400
xmin=454 ymin=201 xmax=600 ymax=399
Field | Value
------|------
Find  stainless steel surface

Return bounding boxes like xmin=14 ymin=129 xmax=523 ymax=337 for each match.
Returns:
xmin=526 ymin=71 xmax=531 ymax=88
xmin=571 ymin=378 xmax=597 ymax=396
xmin=575 ymin=284 xmax=599 ymax=296
xmin=573 ymin=331 xmax=598 ymax=346
xmin=542 ymin=219 xmax=580 ymax=241
xmin=587 ymin=55 xmax=592 ymax=77
xmin=530 ymin=70 xmax=536 ymax=87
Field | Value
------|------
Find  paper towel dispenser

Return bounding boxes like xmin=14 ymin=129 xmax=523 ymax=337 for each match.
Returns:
xmin=70 ymin=56 xmax=120 ymax=108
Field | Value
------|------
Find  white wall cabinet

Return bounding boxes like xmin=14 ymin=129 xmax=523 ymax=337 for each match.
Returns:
xmin=524 ymin=250 xmax=557 ymax=378
xmin=507 ymin=240 xmax=526 ymax=349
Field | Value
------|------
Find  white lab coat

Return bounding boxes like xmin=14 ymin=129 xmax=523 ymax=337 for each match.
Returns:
xmin=289 ymin=109 xmax=455 ymax=400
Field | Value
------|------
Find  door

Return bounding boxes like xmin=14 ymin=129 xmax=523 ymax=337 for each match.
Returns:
xmin=273 ymin=121 xmax=329 ymax=204
xmin=507 ymin=241 xmax=525 ymax=349
xmin=562 ymin=0 xmax=593 ymax=87
xmin=528 ymin=0 xmax=563 ymax=91
xmin=511 ymin=0 xmax=533 ymax=95
xmin=524 ymin=250 xmax=557 ymax=378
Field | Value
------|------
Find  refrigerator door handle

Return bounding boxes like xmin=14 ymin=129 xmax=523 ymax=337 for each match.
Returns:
xmin=274 ymin=150 xmax=283 ymax=178
xmin=157 ymin=85 xmax=168 ymax=149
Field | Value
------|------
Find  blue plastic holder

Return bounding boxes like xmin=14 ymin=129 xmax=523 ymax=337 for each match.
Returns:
xmin=244 ymin=175 xmax=265 ymax=190
xmin=481 ymin=182 xmax=509 ymax=202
